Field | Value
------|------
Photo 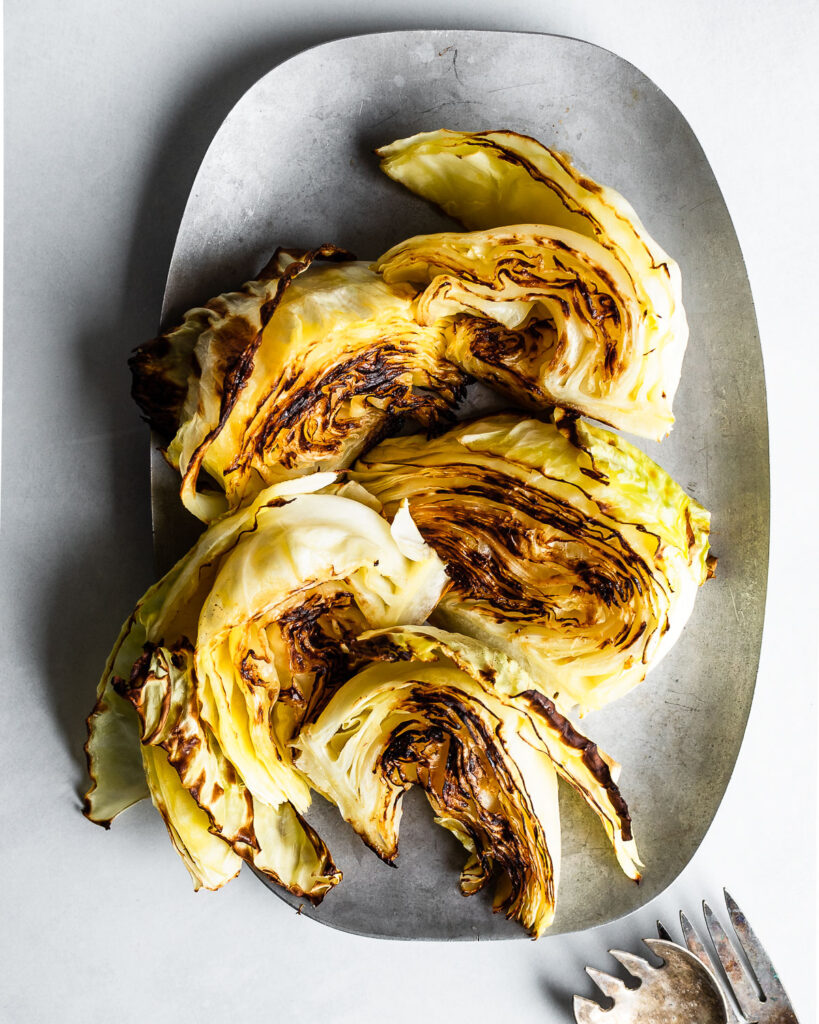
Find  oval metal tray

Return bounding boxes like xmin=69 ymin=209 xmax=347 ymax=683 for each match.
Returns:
xmin=150 ymin=29 xmax=768 ymax=940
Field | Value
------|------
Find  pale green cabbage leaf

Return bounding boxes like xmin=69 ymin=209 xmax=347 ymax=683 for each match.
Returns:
xmin=352 ymin=412 xmax=713 ymax=713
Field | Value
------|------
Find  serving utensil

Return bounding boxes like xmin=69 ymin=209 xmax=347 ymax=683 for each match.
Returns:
xmin=658 ymin=891 xmax=799 ymax=1023
xmin=574 ymin=891 xmax=798 ymax=1023
xmin=573 ymin=938 xmax=730 ymax=1023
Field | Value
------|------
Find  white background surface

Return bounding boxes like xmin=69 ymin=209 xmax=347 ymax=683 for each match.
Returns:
xmin=2 ymin=2 xmax=817 ymax=1021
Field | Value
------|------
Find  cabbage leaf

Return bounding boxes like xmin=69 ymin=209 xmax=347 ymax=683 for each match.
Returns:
xmin=375 ymin=129 xmax=688 ymax=440
xmin=83 ymin=475 xmax=447 ymax=897
xmin=131 ymin=247 xmax=467 ymax=521
xmin=352 ymin=412 xmax=713 ymax=712
xmin=117 ymin=642 xmax=340 ymax=897
xmin=295 ymin=625 xmax=640 ymax=936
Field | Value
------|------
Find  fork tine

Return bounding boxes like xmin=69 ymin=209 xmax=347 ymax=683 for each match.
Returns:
xmin=609 ymin=948 xmax=653 ymax=981
xmin=586 ymin=966 xmax=627 ymax=1000
xmin=680 ymin=910 xmax=715 ymax=975
xmin=703 ymin=899 xmax=762 ymax=1020
xmin=656 ymin=919 xmax=673 ymax=942
xmin=724 ymin=890 xmax=794 ymax=1007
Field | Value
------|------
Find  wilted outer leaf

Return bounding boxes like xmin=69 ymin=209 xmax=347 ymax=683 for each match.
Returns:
xmin=117 ymin=642 xmax=340 ymax=899
xmin=375 ymin=129 xmax=687 ymax=440
xmin=141 ymin=743 xmax=243 ymax=891
xmin=130 ymin=245 xmax=348 ymax=454
xmin=352 ymin=412 xmax=713 ymax=713
xmin=132 ymin=246 xmax=467 ymax=521
xmin=84 ymin=475 xmax=447 ymax=895
xmin=295 ymin=626 xmax=639 ymax=936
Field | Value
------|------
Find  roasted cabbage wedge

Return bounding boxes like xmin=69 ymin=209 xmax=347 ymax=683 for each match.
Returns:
xmin=375 ymin=129 xmax=688 ymax=440
xmin=83 ymin=474 xmax=448 ymax=895
xmin=130 ymin=245 xmax=348 ymax=442
xmin=131 ymin=245 xmax=468 ymax=521
xmin=118 ymin=642 xmax=340 ymax=899
xmin=352 ymin=412 xmax=714 ymax=713
xmin=294 ymin=626 xmax=640 ymax=937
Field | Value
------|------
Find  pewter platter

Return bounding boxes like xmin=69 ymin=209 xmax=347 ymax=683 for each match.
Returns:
xmin=150 ymin=30 xmax=768 ymax=940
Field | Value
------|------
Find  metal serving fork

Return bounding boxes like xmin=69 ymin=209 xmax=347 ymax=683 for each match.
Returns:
xmin=657 ymin=891 xmax=799 ymax=1024
xmin=573 ymin=890 xmax=799 ymax=1023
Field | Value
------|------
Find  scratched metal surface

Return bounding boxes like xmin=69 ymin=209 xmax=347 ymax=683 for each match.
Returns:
xmin=149 ymin=30 xmax=768 ymax=940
